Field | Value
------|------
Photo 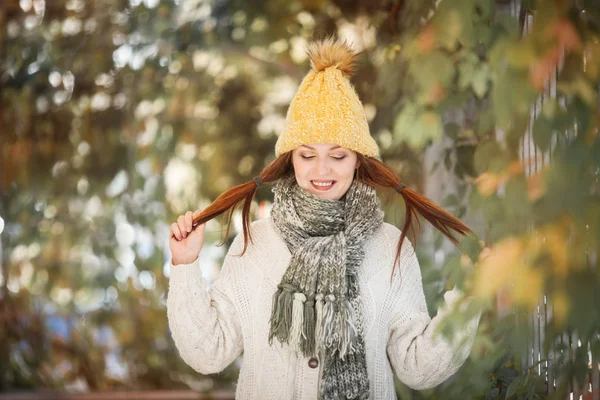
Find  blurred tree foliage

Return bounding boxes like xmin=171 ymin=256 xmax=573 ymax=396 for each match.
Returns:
xmin=0 ymin=0 xmax=598 ymax=398
xmin=394 ymin=0 xmax=600 ymax=399
xmin=0 ymin=0 xmax=428 ymax=393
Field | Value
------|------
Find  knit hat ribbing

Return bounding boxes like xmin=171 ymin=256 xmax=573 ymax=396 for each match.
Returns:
xmin=274 ymin=38 xmax=380 ymax=158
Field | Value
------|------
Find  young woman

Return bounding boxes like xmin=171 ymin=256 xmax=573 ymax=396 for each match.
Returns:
xmin=167 ymin=38 xmax=480 ymax=400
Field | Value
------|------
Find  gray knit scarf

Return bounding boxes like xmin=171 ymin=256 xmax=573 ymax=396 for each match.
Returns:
xmin=269 ymin=175 xmax=384 ymax=400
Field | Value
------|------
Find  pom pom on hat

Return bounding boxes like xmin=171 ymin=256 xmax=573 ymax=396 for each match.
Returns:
xmin=307 ymin=37 xmax=358 ymax=78
xmin=274 ymin=38 xmax=380 ymax=158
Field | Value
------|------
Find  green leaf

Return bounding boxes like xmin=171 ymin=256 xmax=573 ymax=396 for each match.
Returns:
xmin=505 ymin=375 xmax=525 ymax=398
xmin=455 ymin=144 xmax=477 ymax=177
xmin=473 ymin=140 xmax=508 ymax=173
xmin=474 ymin=0 xmax=494 ymax=21
xmin=541 ymin=99 xmax=572 ymax=132
xmin=434 ymin=0 xmax=476 ymax=50
xmin=393 ymin=104 xmax=420 ymax=137
xmin=410 ymin=51 xmax=455 ymax=92
xmin=505 ymin=176 xmax=531 ymax=217
xmin=459 ymin=57 xmax=478 ymax=91
xmin=492 ymin=67 xmax=535 ymax=129
xmin=457 ymin=53 xmax=491 ymax=98
xmin=472 ymin=63 xmax=491 ymax=98
xmin=458 ymin=233 xmax=483 ymax=261
xmin=472 ymin=22 xmax=494 ymax=48
xmin=469 ymin=188 xmax=485 ymax=212
xmin=505 ymin=38 xmax=537 ymax=69
xmin=558 ymin=74 xmax=597 ymax=106
xmin=475 ymin=105 xmax=495 ymax=136
xmin=393 ymin=105 xmax=442 ymax=150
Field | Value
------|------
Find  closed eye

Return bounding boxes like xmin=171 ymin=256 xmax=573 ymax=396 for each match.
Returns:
xmin=299 ymin=155 xmax=346 ymax=160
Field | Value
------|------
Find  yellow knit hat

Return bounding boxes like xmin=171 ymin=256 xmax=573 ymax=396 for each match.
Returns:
xmin=274 ymin=38 xmax=379 ymax=158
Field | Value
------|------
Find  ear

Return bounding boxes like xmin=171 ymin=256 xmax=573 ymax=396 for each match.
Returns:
xmin=355 ymin=158 xmax=361 ymax=169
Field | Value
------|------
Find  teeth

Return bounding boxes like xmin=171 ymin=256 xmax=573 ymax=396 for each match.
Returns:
xmin=313 ymin=181 xmax=333 ymax=187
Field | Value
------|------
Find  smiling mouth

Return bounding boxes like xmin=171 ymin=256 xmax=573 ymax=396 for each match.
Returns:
xmin=311 ymin=180 xmax=336 ymax=191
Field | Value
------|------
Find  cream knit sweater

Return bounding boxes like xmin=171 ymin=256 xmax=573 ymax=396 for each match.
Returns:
xmin=167 ymin=218 xmax=480 ymax=399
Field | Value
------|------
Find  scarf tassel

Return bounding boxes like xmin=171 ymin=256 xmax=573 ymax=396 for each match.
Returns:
xmin=268 ymin=285 xmax=295 ymax=345
xmin=302 ymin=297 xmax=316 ymax=356
xmin=322 ymin=294 xmax=338 ymax=349
xmin=288 ymin=293 xmax=307 ymax=353
xmin=314 ymin=293 xmax=325 ymax=355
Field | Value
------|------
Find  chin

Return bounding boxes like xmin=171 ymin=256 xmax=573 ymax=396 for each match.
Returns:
xmin=311 ymin=189 xmax=343 ymax=200
xmin=315 ymin=193 xmax=339 ymax=200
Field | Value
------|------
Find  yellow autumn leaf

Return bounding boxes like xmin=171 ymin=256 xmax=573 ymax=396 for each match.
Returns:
xmin=474 ymin=238 xmax=524 ymax=299
xmin=512 ymin=267 xmax=544 ymax=309
xmin=475 ymin=172 xmax=501 ymax=197
xmin=474 ymin=236 xmax=547 ymax=311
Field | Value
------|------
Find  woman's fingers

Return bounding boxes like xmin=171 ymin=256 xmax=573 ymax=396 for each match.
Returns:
xmin=177 ymin=215 xmax=187 ymax=237
xmin=185 ymin=211 xmax=193 ymax=232
xmin=170 ymin=223 xmax=182 ymax=240
xmin=171 ymin=211 xmax=202 ymax=240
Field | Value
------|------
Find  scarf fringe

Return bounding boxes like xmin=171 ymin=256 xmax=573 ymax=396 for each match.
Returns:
xmin=268 ymin=285 xmax=295 ymax=345
xmin=314 ymin=293 xmax=325 ymax=355
xmin=302 ymin=296 xmax=316 ymax=356
xmin=288 ymin=293 xmax=306 ymax=353
xmin=322 ymin=294 xmax=338 ymax=349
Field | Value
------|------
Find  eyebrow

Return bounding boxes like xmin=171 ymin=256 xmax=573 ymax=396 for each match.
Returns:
xmin=300 ymin=145 xmax=342 ymax=150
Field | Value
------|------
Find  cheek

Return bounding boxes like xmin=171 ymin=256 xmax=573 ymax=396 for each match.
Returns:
xmin=293 ymin=163 xmax=307 ymax=178
xmin=292 ymin=157 xmax=306 ymax=177
xmin=293 ymin=165 xmax=311 ymax=188
xmin=338 ymin=161 xmax=357 ymax=180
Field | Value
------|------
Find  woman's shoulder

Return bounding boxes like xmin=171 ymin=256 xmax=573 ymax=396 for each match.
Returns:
xmin=223 ymin=218 xmax=290 ymax=281
xmin=379 ymin=221 xmax=401 ymax=238
xmin=227 ymin=217 xmax=286 ymax=256
xmin=362 ymin=222 xmax=416 ymax=270
xmin=380 ymin=222 xmax=415 ymax=251
xmin=370 ymin=222 xmax=403 ymax=246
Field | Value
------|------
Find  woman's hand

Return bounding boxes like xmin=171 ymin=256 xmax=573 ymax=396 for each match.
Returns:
xmin=169 ymin=210 xmax=205 ymax=266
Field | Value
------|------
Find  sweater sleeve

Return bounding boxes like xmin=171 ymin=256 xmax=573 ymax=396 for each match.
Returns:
xmin=167 ymin=244 xmax=244 ymax=375
xmin=386 ymin=242 xmax=480 ymax=390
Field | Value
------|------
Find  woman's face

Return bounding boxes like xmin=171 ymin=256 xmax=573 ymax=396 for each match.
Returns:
xmin=291 ymin=143 xmax=359 ymax=201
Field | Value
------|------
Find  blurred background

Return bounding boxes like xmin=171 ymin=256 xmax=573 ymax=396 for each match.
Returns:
xmin=1 ymin=0 xmax=599 ymax=399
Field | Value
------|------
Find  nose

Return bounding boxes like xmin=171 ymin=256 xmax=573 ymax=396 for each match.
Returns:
xmin=315 ymin=157 xmax=331 ymax=175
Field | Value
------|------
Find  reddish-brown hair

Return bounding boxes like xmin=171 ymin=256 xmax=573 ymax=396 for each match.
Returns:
xmin=191 ymin=152 xmax=471 ymax=276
